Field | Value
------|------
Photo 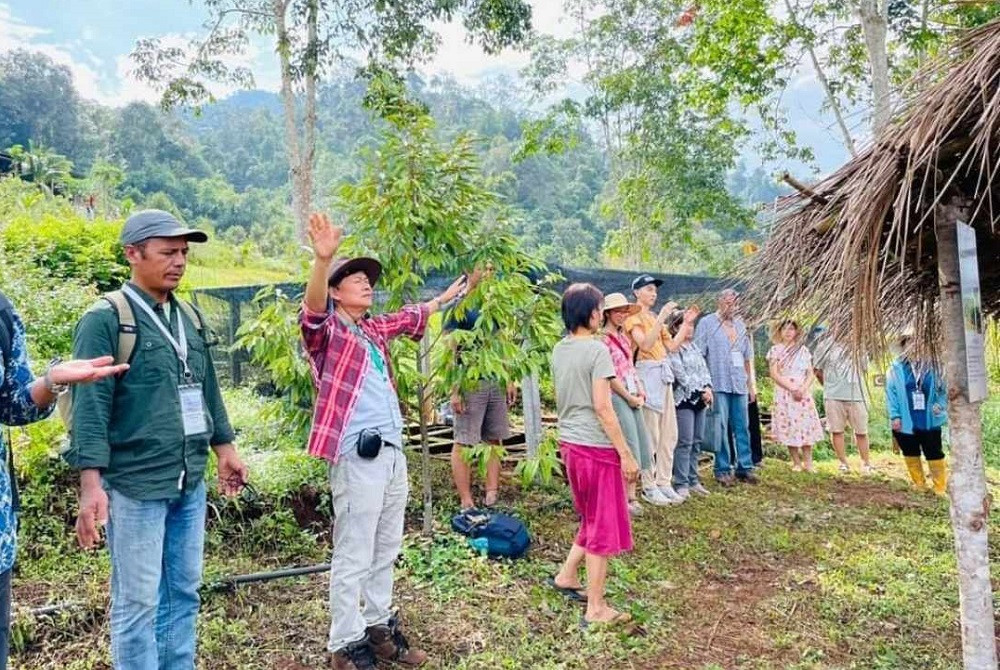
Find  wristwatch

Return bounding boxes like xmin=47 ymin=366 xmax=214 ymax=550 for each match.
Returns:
xmin=44 ymin=358 xmax=70 ymax=396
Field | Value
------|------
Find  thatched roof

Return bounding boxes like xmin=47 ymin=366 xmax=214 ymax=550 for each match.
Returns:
xmin=742 ymin=20 xmax=1000 ymax=357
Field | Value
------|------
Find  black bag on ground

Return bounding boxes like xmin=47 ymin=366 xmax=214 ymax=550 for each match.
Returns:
xmin=451 ymin=509 xmax=531 ymax=559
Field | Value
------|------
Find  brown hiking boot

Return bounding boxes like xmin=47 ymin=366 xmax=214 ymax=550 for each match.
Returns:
xmin=330 ymin=638 xmax=376 ymax=670
xmin=736 ymin=472 xmax=759 ymax=485
xmin=715 ymin=474 xmax=736 ymax=488
xmin=367 ymin=615 xmax=428 ymax=667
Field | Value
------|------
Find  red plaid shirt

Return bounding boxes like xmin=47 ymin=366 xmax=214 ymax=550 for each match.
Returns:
xmin=300 ymin=302 xmax=429 ymax=463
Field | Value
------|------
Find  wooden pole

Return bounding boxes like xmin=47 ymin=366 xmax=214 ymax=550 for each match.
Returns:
xmin=934 ymin=195 xmax=997 ymax=670
xmin=228 ymin=298 xmax=243 ymax=386
xmin=521 ymin=372 xmax=543 ymax=458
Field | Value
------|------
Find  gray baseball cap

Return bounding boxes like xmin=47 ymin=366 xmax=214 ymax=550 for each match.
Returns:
xmin=120 ymin=209 xmax=209 ymax=246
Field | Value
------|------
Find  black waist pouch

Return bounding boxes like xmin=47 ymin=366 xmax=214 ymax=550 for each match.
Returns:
xmin=357 ymin=429 xmax=384 ymax=459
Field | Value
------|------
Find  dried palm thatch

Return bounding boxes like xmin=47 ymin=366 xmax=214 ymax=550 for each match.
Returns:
xmin=740 ymin=19 xmax=1000 ymax=361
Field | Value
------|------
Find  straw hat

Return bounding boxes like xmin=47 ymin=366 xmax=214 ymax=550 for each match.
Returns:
xmin=602 ymin=293 xmax=641 ymax=315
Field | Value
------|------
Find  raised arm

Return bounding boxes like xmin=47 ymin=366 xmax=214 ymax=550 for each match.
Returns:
xmin=304 ymin=213 xmax=342 ymax=314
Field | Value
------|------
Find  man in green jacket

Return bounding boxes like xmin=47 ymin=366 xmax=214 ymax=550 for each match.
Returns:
xmin=67 ymin=209 xmax=247 ymax=670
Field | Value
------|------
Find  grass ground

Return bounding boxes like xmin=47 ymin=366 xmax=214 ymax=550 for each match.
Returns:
xmin=9 ymin=426 xmax=999 ymax=669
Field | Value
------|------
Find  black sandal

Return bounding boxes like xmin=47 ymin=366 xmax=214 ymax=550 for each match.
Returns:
xmin=546 ymin=577 xmax=588 ymax=603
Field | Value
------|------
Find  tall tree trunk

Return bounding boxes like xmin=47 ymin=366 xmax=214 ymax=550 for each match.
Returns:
xmin=274 ymin=0 xmax=311 ymax=239
xmin=784 ymin=0 xmax=858 ymax=156
xmin=935 ymin=195 xmax=998 ymax=670
xmin=857 ymin=0 xmax=891 ymax=133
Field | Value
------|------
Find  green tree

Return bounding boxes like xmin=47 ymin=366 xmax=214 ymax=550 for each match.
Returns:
xmin=7 ymin=141 xmax=75 ymax=195
xmin=337 ymin=75 xmax=562 ymax=532
xmin=132 ymin=0 xmax=533 ymax=239
xmin=524 ymin=0 xmax=757 ymax=269
xmin=0 ymin=50 xmax=85 ymax=164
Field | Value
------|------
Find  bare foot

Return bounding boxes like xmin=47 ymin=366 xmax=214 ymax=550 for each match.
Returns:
xmin=584 ymin=606 xmax=631 ymax=624
xmin=484 ymin=490 xmax=498 ymax=507
xmin=553 ymin=574 xmax=584 ymax=590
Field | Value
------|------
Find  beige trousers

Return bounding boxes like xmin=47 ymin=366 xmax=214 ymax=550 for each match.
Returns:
xmin=641 ymin=385 xmax=678 ymax=489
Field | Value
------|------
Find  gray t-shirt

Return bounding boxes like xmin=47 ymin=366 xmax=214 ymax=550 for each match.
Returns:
xmin=815 ymin=341 xmax=865 ymax=402
xmin=552 ymin=336 xmax=616 ymax=448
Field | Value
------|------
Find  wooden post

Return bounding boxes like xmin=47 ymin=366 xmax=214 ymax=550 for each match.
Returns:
xmin=521 ymin=372 xmax=543 ymax=458
xmin=417 ymin=331 xmax=434 ymax=536
xmin=934 ymin=195 xmax=997 ymax=670
xmin=228 ymin=299 xmax=242 ymax=386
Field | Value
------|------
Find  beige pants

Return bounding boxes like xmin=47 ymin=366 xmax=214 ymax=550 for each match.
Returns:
xmin=641 ymin=385 xmax=678 ymax=489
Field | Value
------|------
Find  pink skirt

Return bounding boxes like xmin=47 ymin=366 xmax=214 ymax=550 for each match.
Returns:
xmin=559 ymin=441 xmax=633 ymax=557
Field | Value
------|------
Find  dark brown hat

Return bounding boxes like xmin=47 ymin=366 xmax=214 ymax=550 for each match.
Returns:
xmin=328 ymin=257 xmax=382 ymax=288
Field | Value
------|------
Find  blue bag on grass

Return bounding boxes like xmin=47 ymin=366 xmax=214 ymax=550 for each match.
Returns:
xmin=451 ymin=510 xmax=531 ymax=559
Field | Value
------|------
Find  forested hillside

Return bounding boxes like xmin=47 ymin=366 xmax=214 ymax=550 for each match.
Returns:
xmin=0 ymin=49 xmax=779 ymax=273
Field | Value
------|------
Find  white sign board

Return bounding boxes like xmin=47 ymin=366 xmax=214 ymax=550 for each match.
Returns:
xmin=957 ymin=221 xmax=988 ymax=402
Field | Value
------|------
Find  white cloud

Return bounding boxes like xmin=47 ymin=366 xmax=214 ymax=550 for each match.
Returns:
xmin=421 ymin=0 xmax=575 ymax=85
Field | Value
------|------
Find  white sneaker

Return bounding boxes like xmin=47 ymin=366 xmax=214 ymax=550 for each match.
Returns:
xmin=628 ymin=501 xmax=643 ymax=517
xmin=861 ymin=463 xmax=874 ymax=475
xmin=659 ymin=485 xmax=685 ymax=503
xmin=642 ymin=487 xmax=673 ymax=506
xmin=838 ymin=463 xmax=851 ymax=473
xmin=674 ymin=487 xmax=690 ymax=500
xmin=690 ymin=483 xmax=711 ymax=496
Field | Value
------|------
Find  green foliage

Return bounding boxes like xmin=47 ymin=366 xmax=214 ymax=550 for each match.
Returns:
xmin=339 ymin=75 xmax=564 ymax=401
xmin=233 ymin=286 xmax=314 ymax=443
xmin=513 ymin=430 xmax=563 ymax=489
xmin=1 ymin=205 xmax=127 ymax=293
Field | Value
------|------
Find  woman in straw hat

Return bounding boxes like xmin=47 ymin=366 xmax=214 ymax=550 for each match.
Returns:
xmin=601 ymin=293 xmax=653 ymax=516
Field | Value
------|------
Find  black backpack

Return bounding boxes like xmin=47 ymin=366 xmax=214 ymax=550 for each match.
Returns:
xmin=0 ymin=291 xmax=22 ymax=513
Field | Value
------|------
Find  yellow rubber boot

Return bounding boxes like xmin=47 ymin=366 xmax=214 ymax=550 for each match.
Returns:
xmin=904 ymin=456 xmax=927 ymax=490
xmin=927 ymin=459 xmax=948 ymax=496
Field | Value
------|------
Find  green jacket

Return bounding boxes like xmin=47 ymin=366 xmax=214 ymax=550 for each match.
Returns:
xmin=66 ymin=283 xmax=234 ymax=500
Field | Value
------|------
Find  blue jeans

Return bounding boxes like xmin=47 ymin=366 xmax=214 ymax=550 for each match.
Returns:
xmin=0 ymin=568 xmax=10 ymax=670
xmin=710 ymin=392 xmax=754 ymax=477
xmin=106 ymin=481 xmax=206 ymax=670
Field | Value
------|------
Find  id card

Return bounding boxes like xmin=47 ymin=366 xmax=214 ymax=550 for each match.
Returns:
xmin=912 ymin=391 xmax=926 ymax=411
xmin=179 ymin=384 xmax=208 ymax=436
xmin=731 ymin=351 xmax=744 ymax=368
xmin=625 ymin=375 xmax=638 ymax=395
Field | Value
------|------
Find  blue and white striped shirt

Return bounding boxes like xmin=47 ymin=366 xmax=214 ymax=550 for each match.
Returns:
xmin=694 ymin=312 xmax=753 ymax=395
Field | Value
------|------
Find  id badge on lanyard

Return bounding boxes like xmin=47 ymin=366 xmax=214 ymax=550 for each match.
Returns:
xmin=731 ymin=350 xmax=744 ymax=368
xmin=912 ymin=391 xmax=926 ymax=411
xmin=179 ymin=384 xmax=208 ymax=436
xmin=123 ymin=286 xmax=208 ymax=437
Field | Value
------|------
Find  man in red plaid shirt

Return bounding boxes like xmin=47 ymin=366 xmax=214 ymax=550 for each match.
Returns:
xmin=301 ymin=213 xmax=476 ymax=670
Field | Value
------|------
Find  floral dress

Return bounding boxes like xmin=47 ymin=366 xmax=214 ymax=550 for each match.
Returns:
xmin=767 ymin=344 xmax=824 ymax=447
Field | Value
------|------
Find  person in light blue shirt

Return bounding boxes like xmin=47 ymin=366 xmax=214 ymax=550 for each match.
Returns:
xmin=0 ymin=293 xmax=126 ymax=670
xmin=885 ymin=334 xmax=948 ymax=494
xmin=694 ymin=289 xmax=758 ymax=486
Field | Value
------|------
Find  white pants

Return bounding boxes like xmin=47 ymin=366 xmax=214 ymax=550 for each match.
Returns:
xmin=641 ymin=385 xmax=678 ymax=489
xmin=327 ymin=447 xmax=409 ymax=652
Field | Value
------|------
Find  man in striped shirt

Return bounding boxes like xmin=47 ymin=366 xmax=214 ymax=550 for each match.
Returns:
xmin=300 ymin=213 xmax=475 ymax=670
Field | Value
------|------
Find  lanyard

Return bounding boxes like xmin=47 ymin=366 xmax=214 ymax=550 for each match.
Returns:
xmin=123 ymin=286 xmax=192 ymax=380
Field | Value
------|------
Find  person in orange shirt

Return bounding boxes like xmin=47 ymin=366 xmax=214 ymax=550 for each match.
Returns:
xmin=625 ymin=275 xmax=694 ymax=505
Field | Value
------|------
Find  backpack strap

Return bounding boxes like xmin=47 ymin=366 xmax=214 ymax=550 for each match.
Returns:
xmin=103 ymin=290 xmax=138 ymax=366
xmin=177 ymin=300 xmax=205 ymax=334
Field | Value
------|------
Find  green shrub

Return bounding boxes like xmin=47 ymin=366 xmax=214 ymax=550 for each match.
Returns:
xmin=2 ymin=211 xmax=127 ymax=292
xmin=0 ymin=252 xmax=97 ymax=361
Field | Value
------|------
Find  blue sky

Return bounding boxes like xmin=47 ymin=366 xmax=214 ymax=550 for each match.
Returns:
xmin=0 ymin=1 xmax=850 ymax=173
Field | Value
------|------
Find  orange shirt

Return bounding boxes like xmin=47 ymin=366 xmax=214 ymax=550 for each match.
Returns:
xmin=625 ymin=310 xmax=671 ymax=362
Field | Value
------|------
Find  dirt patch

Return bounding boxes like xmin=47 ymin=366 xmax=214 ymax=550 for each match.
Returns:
xmin=824 ymin=479 xmax=934 ymax=510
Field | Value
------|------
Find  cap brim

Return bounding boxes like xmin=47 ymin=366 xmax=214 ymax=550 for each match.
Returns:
xmin=329 ymin=257 xmax=383 ymax=287
xmin=161 ymin=228 xmax=209 ymax=243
